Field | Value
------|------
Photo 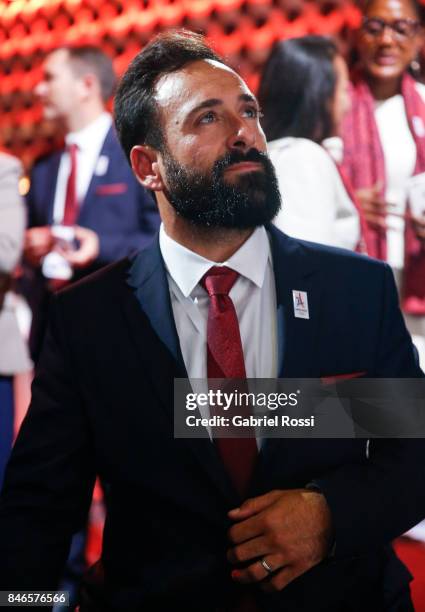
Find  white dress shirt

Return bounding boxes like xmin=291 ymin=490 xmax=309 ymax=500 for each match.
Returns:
xmin=269 ymin=137 xmax=360 ymax=251
xmin=159 ymin=224 xmax=278 ymax=382
xmin=52 ymin=112 xmax=112 ymax=223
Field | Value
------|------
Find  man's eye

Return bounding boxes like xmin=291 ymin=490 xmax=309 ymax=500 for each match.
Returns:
xmin=198 ymin=111 xmax=216 ymax=124
xmin=243 ymin=107 xmax=261 ymax=118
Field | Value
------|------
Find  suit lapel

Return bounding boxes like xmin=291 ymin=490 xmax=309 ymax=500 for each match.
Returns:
xmin=78 ymin=125 xmax=114 ymax=223
xmin=122 ymin=238 xmax=239 ymax=507
xmin=256 ymin=227 xmax=322 ymax=475
xmin=269 ymin=225 xmax=321 ymax=378
xmin=126 ymin=239 xmax=185 ymax=372
xmin=46 ymin=153 xmax=62 ymax=225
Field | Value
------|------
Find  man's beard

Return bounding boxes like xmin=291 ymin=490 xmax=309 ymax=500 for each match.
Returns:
xmin=161 ymin=147 xmax=281 ymax=229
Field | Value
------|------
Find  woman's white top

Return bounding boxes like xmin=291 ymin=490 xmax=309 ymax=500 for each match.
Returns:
xmin=374 ymin=82 xmax=425 ymax=270
xmin=268 ymin=136 xmax=360 ymax=251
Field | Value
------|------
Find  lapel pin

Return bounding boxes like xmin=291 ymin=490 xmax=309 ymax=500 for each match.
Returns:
xmin=95 ymin=155 xmax=109 ymax=176
xmin=292 ymin=290 xmax=309 ymax=319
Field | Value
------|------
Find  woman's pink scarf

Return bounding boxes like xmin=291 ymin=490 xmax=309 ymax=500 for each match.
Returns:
xmin=342 ymin=72 xmax=425 ymax=315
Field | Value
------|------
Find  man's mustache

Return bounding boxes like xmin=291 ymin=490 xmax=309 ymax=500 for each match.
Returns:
xmin=214 ymin=148 xmax=269 ymax=175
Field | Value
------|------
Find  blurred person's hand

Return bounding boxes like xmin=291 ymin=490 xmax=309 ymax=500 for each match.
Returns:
xmin=355 ymin=182 xmax=388 ymax=230
xmin=58 ymin=225 xmax=99 ymax=269
xmin=24 ymin=226 xmax=55 ymax=267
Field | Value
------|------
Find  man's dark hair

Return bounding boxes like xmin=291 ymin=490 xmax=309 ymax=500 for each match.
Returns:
xmin=59 ymin=45 xmax=116 ymax=103
xmin=258 ymin=36 xmax=338 ymax=143
xmin=114 ymin=30 xmax=222 ymax=161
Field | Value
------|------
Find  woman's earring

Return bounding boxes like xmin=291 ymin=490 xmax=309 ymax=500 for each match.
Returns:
xmin=410 ymin=57 xmax=421 ymax=77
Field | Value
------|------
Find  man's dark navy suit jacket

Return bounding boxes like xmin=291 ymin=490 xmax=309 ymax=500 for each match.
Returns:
xmin=24 ymin=125 xmax=159 ymax=359
xmin=1 ymin=226 xmax=424 ymax=611
xmin=27 ymin=125 xmax=159 ymax=263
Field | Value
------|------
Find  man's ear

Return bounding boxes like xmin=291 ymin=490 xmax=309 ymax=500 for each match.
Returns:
xmin=79 ymin=73 xmax=98 ymax=101
xmin=130 ymin=145 xmax=164 ymax=192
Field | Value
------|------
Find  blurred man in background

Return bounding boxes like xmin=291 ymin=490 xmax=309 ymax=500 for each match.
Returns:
xmin=22 ymin=45 xmax=159 ymax=610
xmin=24 ymin=45 xmax=159 ymax=361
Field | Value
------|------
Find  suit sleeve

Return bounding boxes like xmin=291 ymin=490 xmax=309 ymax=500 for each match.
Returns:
xmin=97 ymin=185 xmax=160 ymax=265
xmin=0 ymin=296 xmax=95 ymax=589
xmin=313 ymin=264 xmax=425 ymax=559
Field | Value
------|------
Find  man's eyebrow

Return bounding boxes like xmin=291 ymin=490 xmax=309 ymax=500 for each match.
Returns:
xmin=186 ymin=98 xmax=222 ymax=120
xmin=239 ymin=93 xmax=258 ymax=106
xmin=185 ymin=94 xmax=259 ymax=121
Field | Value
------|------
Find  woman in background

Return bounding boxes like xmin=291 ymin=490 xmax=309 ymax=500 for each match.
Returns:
xmin=341 ymin=0 xmax=425 ymax=365
xmin=258 ymin=36 xmax=362 ymax=251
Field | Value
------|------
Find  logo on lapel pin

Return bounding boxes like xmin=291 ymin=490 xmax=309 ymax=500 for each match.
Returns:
xmin=95 ymin=155 xmax=109 ymax=176
xmin=292 ymin=290 xmax=309 ymax=319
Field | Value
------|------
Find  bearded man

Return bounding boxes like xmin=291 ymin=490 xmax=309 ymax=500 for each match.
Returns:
xmin=0 ymin=31 xmax=424 ymax=612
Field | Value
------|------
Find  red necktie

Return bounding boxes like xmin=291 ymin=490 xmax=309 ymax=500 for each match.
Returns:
xmin=201 ymin=266 xmax=258 ymax=497
xmin=63 ymin=143 xmax=78 ymax=226
xmin=48 ymin=144 xmax=78 ymax=292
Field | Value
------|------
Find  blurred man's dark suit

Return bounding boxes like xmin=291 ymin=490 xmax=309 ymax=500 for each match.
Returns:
xmin=0 ymin=226 xmax=424 ymax=612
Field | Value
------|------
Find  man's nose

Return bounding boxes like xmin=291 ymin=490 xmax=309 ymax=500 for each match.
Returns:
xmin=226 ymin=119 xmax=256 ymax=151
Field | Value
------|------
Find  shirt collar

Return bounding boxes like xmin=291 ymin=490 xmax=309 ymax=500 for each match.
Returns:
xmin=65 ymin=112 xmax=112 ymax=151
xmin=159 ymin=224 xmax=271 ymax=298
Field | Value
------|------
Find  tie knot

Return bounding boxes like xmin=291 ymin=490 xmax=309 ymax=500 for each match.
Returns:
xmin=201 ymin=266 xmax=239 ymax=297
xmin=67 ymin=143 xmax=78 ymax=156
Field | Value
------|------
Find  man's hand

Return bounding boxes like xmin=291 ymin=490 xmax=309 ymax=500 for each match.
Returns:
xmin=227 ymin=489 xmax=333 ymax=593
xmin=412 ymin=213 xmax=425 ymax=242
xmin=58 ymin=226 xmax=99 ymax=269
xmin=24 ymin=227 xmax=55 ymax=267
xmin=355 ymin=183 xmax=388 ymax=230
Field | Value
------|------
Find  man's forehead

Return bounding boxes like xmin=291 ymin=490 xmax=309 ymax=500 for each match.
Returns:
xmin=153 ymin=59 xmax=252 ymax=116
xmin=46 ymin=49 xmax=69 ymax=70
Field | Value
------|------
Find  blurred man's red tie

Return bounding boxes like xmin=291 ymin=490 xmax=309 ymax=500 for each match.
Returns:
xmin=49 ymin=143 xmax=78 ymax=291
xmin=63 ymin=143 xmax=78 ymax=226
